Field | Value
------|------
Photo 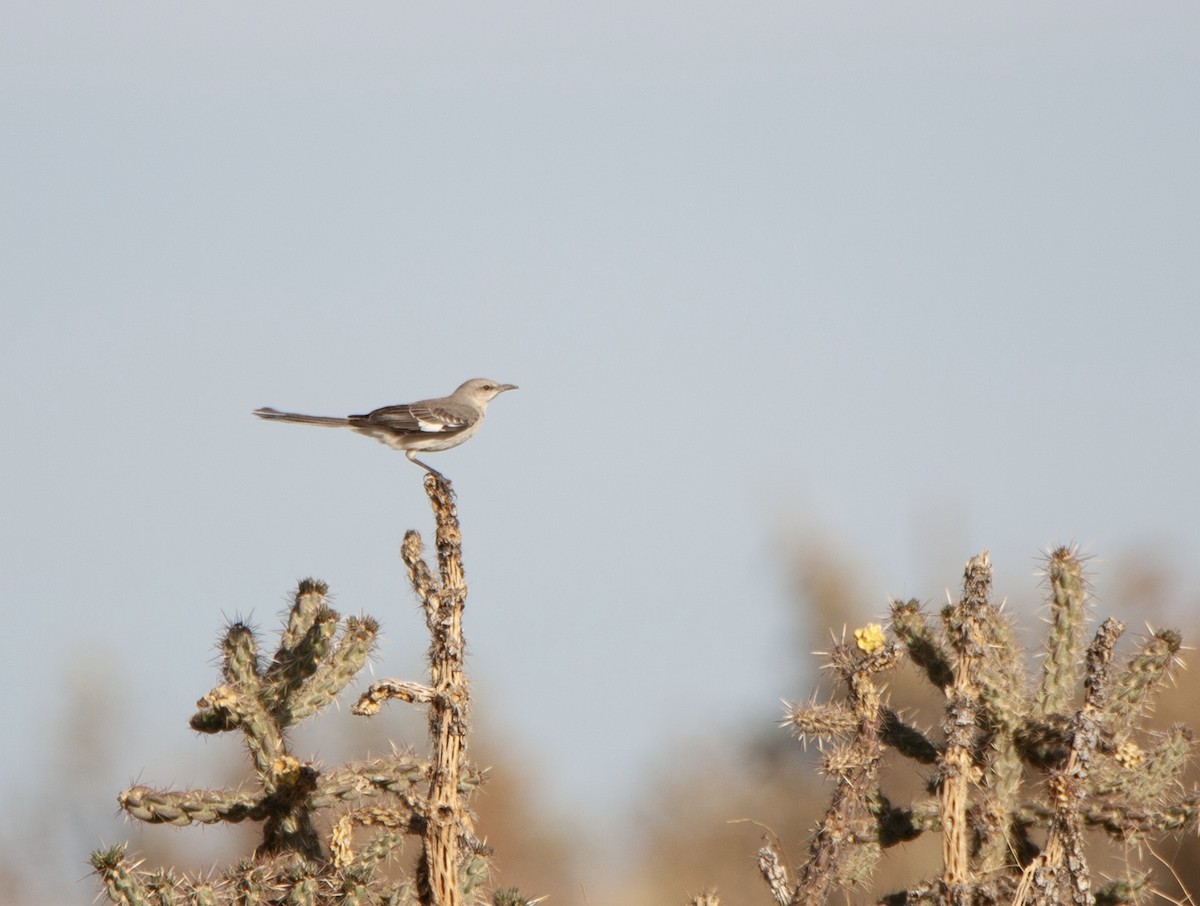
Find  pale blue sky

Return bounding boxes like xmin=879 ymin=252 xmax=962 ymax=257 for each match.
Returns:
xmin=2 ymin=3 xmax=1198 ymax=900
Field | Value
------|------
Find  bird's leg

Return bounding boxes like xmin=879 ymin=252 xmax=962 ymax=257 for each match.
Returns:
xmin=406 ymin=451 xmax=445 ymax=479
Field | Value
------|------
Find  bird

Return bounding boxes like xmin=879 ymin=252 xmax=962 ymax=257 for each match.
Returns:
xmin=254 ymin=378 xmax=517 ymax=478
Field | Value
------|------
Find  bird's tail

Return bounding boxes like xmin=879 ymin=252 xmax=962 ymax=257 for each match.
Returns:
xmin=253 ymin=407 xmax=350 ymax=427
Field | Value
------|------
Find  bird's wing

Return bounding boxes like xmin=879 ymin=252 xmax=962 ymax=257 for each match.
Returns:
xmin=354 ymin=400 xmax=478 ymax=435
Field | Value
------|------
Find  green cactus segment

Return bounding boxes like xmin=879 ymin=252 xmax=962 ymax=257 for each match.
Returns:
xmin=91 ymin=845 xmax=150 ymax=906
xmin=1037 ymin=546 xmax=1088 ymax=717
xmin=146 ymin=869 xmax=182 ymax=906
xmin=119 ymin=786 xmax=264 ymax=825
xmin=972 ymin=602 xmax=1028 ymax=878
xmin=460 ymin=853 xmax=492 ymax=899
xmin=1105 ymin=628 xmax=1183 ymax=734
xmin=266 ymin=607 xmax=340 ymax=709
xmin=783 ymin=699 xmax=857 ymax=745
xmin=222 ymin=622 xmax=264 ymax=688
xmin=284 ymin=616 xmax=379 ymax=724
xmin=975 ymin=606 xmax=1029 ymax=736
xmin=241 ymin=683 xmax=289 ymax=780
xmin=275 ymin=579 xmax=330 ymax=654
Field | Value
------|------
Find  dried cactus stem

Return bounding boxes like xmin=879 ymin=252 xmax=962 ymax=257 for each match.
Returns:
xmin=408 ymin=473 xmax=474 ymax=906
xmin=938 ymin=550 xmax=992 ymax=902
xmin=352 ymin=679 xmax=437 ymax=713
xmin=758 ymin=845 xmax=794 ymax=906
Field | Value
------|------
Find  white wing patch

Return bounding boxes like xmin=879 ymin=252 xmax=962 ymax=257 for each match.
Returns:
xmin=416 ymin=417 xmax=451 ymax=433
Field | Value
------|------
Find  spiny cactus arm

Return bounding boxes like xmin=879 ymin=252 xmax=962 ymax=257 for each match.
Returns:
xmin=348 ymin=836 xmax=414 ymax=887
xmin=1104 ymin=628 xmax=1183 ymax=736
xmin=119 ymin=785 xmax=264 ymax=826
xmin=91 ymin=844 xmax=151 ymax=906
xmin=784 ymin=699 xmax=937 ymax=762
xmin=269 ymin=578 xmax=331 ymax=671
xmin=239 ymin=689 xmax=287 ymax=779
xmin=889 ymin=599 xmax=953 ymax=691
xmin=402 ymin=530 xmax=439 ymax=623
xmin=318 ymin=754 xmax=429 ymax=794
xmin=221 ymin=621 xmax=263 ymax=688
xmin=1036 ymin=546 xmax=1089 ymax=717
xmin=149 ymin=725 xmax=322 ymax=862
xmin=975 ymin=604 xmax=1029 ymax=735
xmin=264 ymin=606 xmax=339 ymax=712
xmin=314 ymin=755 xmax=438 ymax=815
xmin=1018 ymin=795 xmax=1200 ymax=840
xmin=972 ymin=603 xmax=1031 ymax=875
xmin=974 ymin=730 xmax=1023 ymax=876
xmin=938 ymin=550 xmax=992 ymax=903
xmin=782 ymin=675 xmax=934 ymax=765
xmin=282 ymin=615 xmax=379 ymax=723
xmin=1087 ymin=794 xmax=1200 ymax=838
xmin=780 ymin=697 xmax=856 ymax=746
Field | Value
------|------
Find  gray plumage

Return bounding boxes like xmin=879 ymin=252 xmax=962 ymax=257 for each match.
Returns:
xmin=255 ymin=378 xmax=517 ymax=477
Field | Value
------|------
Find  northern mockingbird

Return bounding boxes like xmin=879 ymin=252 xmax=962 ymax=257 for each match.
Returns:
xmin=254 ymin=378 xmax=517 ymax=477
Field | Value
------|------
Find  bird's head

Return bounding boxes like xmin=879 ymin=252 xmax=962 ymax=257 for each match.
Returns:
xmin=458 ymin=378 xmax=519 ymax=405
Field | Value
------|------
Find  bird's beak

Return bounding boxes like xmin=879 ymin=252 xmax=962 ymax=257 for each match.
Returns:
xmin=499 ymin=384 xmax=518 ymax=392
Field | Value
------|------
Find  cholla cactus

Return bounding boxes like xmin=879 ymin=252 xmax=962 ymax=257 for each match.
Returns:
xmin=762 ymin=547 xmax=1197 ymax=906
xmin=92 ymin=474 xmax=521 ymax=906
